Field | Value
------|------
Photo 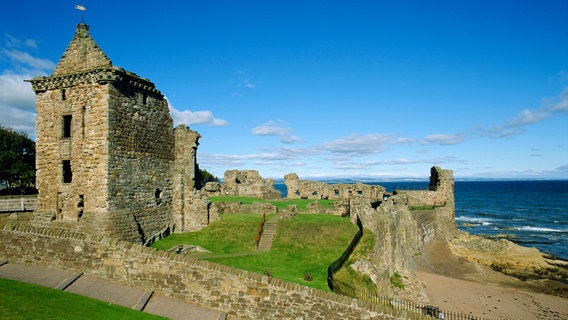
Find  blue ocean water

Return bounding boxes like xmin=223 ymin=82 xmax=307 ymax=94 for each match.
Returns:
xmin=274 ymin=180 xmax=568 ymax=259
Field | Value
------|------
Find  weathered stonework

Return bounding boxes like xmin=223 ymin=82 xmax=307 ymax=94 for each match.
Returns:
xmin=205 ymin=170 xmax=281 ymax=200
xmin=349 ymin=167 xmax=457 ymax=295
xmin=284 ymin=173 xmax=386 ymax=201
xmin=0 ymin=226 xmax=400 ymax=320
xmin=27 ymin=24 xmax=202 ymax=243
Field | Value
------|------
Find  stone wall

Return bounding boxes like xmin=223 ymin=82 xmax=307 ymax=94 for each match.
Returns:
xmin=205 ymin=170 xmax=281 ymax=200
xmin=0 ymin=227 xmax=403 ymax=320
xmin=349 ymin=167 xmax=456 ymax=295
xmin=172 ymin=125 xmax=203 ymax=232
xmin=392 ymin=167 xmax=455 ymax=220
xmin=284 ymin=173 xmax=385 ymax=201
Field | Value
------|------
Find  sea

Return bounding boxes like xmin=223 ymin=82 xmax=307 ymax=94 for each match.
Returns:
xmin=274 ymin=180 xmax=568 ymax=260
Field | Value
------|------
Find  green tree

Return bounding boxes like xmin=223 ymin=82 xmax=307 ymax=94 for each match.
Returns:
xmin=0 ymin=126 xmax=36 ymax=194
xmin=195 ymin=168 xmax=219 ymax=190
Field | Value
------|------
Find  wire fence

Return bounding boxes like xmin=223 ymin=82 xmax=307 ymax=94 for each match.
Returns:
xmin=327 ymin=215 xmax=494 ymax=320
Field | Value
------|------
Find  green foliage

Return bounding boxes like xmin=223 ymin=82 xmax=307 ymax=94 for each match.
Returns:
xmin=0 ymin=126 xmax=36 ymax=194
xmin=0 ymin=278 xmax=166 ymax=320
xmin=390 ymin=272 xmax=405 ymax=289
xmin=408 ymin=205 xmax=436 ymax=211
xmin=195 ymin=168 xmax=220 ymax=190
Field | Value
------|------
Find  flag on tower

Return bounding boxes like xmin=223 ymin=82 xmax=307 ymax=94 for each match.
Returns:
xmin=75 ymin=4 xmax=86 ymax=11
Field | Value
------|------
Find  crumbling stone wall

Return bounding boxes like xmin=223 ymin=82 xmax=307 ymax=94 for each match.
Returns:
xmin=0 ymin=227 xmax=399 ymax=320
xmin=284 ymin=173 xmax=385 ymax=201
xmin=205 ymin=170 xmax=281 ymax=200
xmin=391 ymin=166 xmax=455 ymax=220
xmin=172 ymin=125 xmax=204 ymax=232
xmin=349 ymin=167 xmax=456 ymax=295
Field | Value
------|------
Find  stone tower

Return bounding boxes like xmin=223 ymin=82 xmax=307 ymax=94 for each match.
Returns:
xmin=28 ymin=23 xmax=201 ymax=243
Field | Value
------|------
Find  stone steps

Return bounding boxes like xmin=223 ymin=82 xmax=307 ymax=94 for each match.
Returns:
xmin=257 ymin=216 xmax=279 ymax=251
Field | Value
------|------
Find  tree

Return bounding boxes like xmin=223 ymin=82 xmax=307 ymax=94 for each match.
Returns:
xmin=0 ymin=126 xmax=36 ymax=194
xmin=195 ymin=168 xmax=219 ymax=190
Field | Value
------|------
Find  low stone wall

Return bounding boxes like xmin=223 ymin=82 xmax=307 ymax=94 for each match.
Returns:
xmin=284 ymin=173 xmax=385 ymax=201
xmin=0 ymin=226 xmax=405 ymax=320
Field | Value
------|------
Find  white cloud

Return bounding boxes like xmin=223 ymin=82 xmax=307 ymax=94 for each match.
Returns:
xmin=4 ymin=34 xmax=38 ymax=50
xmin=0 ymin=35 xmax=54 ymax=139
xmin=236 ymin=69 xmax=257 ymax=89
xmin=483 ymin=86 xmax=568 ymax=138
xmin=0 ymin=105 xmax=36 ymax=139
xmin=167 ymin=100 xmax=229 ymax=127
xmin=0 ymin=73 xmax=36 ymax=111
xmin=319 ymin=134 xmax=412 ymax=156
xmin=422 ymin=133 xmax=466 ymax=145
xmin=252 ymin=120 xmax=301 ymax=144
xmin=2 ymin=49 xmax=55 ymax=73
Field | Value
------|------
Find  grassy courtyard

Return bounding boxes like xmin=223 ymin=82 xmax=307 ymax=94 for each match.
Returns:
xmin=152 ymin=212 xmax=374 ymax=292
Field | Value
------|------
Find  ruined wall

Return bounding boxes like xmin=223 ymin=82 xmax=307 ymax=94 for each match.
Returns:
xmin=0 ymin=227 xmax=400 ymax=320
xmin=284 ymin=173 xmax=385 ymax=201
xmin=349 ymin=167 xmax=456 ymax=294
xmin=205 ymin=170 xmax=281 ymax=200
xmin=392 ymin=167 xmax=455 ymax=220
xmin=172 ymin=125 xmax=205 ymax=232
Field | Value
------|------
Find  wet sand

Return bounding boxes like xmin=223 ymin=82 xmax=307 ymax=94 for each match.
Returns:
xmin=416 ymin=271 xmax=568 ymax=320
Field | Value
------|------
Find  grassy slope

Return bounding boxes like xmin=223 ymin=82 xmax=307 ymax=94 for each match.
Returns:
xmin=209 ymin=196 xmax=336 ymax=210
xmin=0 ymin=278 xmax=167 ymax=320
xmin=151 ymin=213 xmax=358 ymax=291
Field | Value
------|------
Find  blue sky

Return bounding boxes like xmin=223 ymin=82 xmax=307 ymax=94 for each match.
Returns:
xmin=1 ymin=1 xmax=567 ymax=180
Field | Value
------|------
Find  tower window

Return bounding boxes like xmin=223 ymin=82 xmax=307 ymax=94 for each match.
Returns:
xmin=63 ymin=115 xmax=72 ymax=138
xmin=61 ymin=89 xmax=66 ymax=101
xmin=142 ymin=93 xmax=148 ymax=105
xmin=62 ymin=160 xmax=72 ymax=183
xmin=155 ymin=188 xmax=162 ymax=206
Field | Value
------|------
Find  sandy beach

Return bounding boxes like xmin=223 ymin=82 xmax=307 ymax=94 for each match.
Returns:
xmin=416 ymin=271 xmax=568 ymax=320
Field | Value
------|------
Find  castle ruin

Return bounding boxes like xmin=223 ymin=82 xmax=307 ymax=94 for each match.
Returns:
xmin=27 ymin=23 xmax=202 ymax=243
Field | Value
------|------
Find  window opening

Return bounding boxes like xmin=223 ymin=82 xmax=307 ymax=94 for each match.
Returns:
xmin=142 ymin=93 xmax=148 ymax=105
xmin=63 ymin=115 xmax=72 ymax=138
xmin=61 ymin=89 xmax=66 ymax=101
xmin=62 ymin=160 xmax=72 ymax=183
xmin=155 ymin=188 xmax=162 ymax=206
xmin=77 ymin=194 xmax=84 ymax=220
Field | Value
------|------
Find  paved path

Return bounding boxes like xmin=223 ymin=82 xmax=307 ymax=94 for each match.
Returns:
xmin=0 ymin=259 xmax=227 ymax=320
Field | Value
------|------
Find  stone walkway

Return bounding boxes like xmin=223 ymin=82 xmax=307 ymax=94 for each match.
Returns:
xmin=0 ymin=259 xmax=227 ymax=320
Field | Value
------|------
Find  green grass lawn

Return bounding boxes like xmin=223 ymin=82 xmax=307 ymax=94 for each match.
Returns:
xmin=209 ymin=196 xmax=336 ymax=211
xmin=0 ymin=278 xmax=167 ymax=320
xmin=151 ymin=213 xmax=267 ymax=253
xmin=152 ymin=213 xmax=358 ymax=291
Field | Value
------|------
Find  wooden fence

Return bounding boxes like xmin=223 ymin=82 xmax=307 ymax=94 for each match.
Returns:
xmin=0 ymin=196 xmax=37 ymax=212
